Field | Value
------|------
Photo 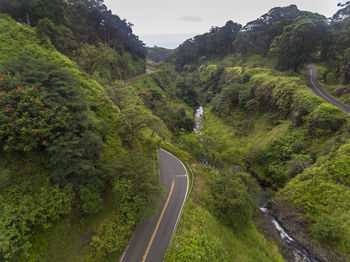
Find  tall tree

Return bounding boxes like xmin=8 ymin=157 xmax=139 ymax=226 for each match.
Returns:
xmin=270 ymin=16 xmax=328 ymax=71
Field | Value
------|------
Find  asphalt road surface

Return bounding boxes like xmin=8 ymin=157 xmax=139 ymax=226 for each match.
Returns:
xmin=124 ymin=69 xmax=155 ymax=83
xmin=120 ymin=149 xmax=189 ymax=262
xmin=308 ymin=64 xmax=350 ymax=113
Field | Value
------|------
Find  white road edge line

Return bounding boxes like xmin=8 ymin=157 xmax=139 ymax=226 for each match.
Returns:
xmin=120 ymin=231 xmax=135 ymax=262
xmin=120 ymin=148 xmax=189 ymax=262
xmin=159 ymin=148 xmax=189 ymax=254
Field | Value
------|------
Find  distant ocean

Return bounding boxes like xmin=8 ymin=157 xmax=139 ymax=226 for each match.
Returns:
xmin=140 ymin=33 xmax=199 ymax=49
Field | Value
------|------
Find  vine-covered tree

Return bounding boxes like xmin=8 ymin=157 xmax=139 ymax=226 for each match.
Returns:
xmin=270 ymin=15 xmax=328 ymax=71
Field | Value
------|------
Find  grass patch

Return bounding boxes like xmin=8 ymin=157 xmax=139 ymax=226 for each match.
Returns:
xmin=241 ymin=116 xmax=290 ymax=149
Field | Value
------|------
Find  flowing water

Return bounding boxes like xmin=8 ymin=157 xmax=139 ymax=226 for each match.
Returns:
xmin=260 ymin=206 xmax=318 ymax=262
xmin=194 ymin=106 xmax=204 ymax=133
xmin=194 ymin=106 xmax=318 ymax=262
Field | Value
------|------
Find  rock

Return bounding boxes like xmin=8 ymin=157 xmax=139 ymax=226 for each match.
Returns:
xmin=267 ymin=199 xmax=347 ymax=262
xmin=254 ymin=208 xmax=290 ymax=261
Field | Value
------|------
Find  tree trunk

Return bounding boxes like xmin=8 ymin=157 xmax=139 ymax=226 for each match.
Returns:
xmin=26 ymin=12 xmax=30 ymax=26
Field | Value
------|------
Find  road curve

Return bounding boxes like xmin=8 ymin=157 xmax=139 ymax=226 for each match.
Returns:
xmin=308 ymin=64 xmax=350 ymax=113
xmin=124 ymin=68 xmax=155 ymax=83
xmin=120 ymin=149 xmax=189 ymax=262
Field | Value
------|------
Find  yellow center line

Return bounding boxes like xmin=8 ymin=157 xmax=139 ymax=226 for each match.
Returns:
xmin=309 ymin=68 xmax=346 ymax=110
xmin=142 ymin=179 xmax=175 ymax=262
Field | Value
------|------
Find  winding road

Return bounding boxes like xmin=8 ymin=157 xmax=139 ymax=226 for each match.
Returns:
xmin=308 ymin=64 xmax=350 ymax=113
xmin=124 ymin=69 xmax=155 ymax=83
xmin=120 ymin=149 xmax=189 ymax=262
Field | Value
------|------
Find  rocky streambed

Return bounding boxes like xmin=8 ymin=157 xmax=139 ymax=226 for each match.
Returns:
xmin=267 ymin=199 xmax=347 ymax=262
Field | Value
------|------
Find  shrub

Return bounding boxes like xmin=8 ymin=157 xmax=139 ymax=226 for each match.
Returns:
xmin=307 ymin=103 xmax=346 ymax=135
xmin=0 ymin=187 xmax=71 ymax=261
xmin=311 ymin=215 xmax=345 ymax=244
xmin=211 ymin=174 xmax=253 ymax=229
xmin=326 ymin=71 xmax=337 ymax=84
xmin=288 ymin=154 xmax=312 ymax=177
xmin=0 ymin=72 xmax=68 ymax=152
xmin=79 ymin=187 xmax=103 ymax=215
xmin=0 ymin=57 xmax=104 ymax=190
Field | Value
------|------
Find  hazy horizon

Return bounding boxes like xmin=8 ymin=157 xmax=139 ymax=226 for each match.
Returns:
xmin=105 ymin=0 xmax=345 ymax=49
xmin=141 ymin=33 xmax=199 ymax=49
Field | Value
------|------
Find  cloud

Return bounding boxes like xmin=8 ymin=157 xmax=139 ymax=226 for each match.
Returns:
xmin=178 ymin=15 xmax=203 ymax=22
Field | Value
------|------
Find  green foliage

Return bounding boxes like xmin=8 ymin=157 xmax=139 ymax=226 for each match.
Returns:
xmin=0 ymin=10 xmax=163 ymax=262
xmin=291 ymin=90 xmax=322 ymax=127
xmin=90 ymin=152 xmax=163 ymax=259
xmin=277 ymin=141 xmax=350 ymax=256
xmin=79 ymin=187 xmax=103 ymax=215
xmin=287 ymin=154 xmax=312 ymax=177
xmin=306 ymin=103 xmax=346 ymax=135
xmin=166 ymin=230 xmax=222 ymax=262
xmin=170 ymin=21 xmax=241 ymax=70
xmin=119 ymin=105 xmax=159 ymax=145
xmin=0 ymin=57 xmax=104 ymax=190
xmin=147 ymin=46 xmax=172 ymax=63
xmin=235 ymin=5 xmax=301 ymax=56
xmin=112 ymin=152 xmax=162 ymax=216
xmin=0 ymin=0 xmax=69 ymax=26
xmin=310 ymin=215 xmax=345 ymax=244
xmin=36 ymin=17 xmax=78 ymax=56
xmin=326 ymin=71 xmax=337 ymax=84
xmin=165 ymin=168 xmax=284 ymax=262
xmin=129 ymin=69 xmax=195 ymax=134
xmin=199 ymin=64 xmax=219 ymax=82
xmin=327 ymin=143 xmax=350 ymax=186
xmin=0 ymin=184 xmax=71 ymax=261
xmin=90 ymin=209 xmax=135 ymax=261
xmin=0 ymin=1 xmax=146 ymax=82
xmin=270 ymin=17 xmax=328 ymax=71
xmin=0 ymin=0 xmax=146 ymax=59
xmin=0 ymin=72 xmax=68 ymax=152
xmin=211 ymin=174 xmax=253 ymax=229
xmin=73 ymin=42 xmax=145 ymax=82
xmin=175 ymin=76 xmax=199 ymax=108
xmin=257 ymin=129 xmax=311 ymax=186
xmin=180 ymin=111 xmax=243 ymax=169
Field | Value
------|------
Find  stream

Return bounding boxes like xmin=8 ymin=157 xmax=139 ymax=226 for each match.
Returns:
xmin=194 ymin=106 xmax=204 ymax=133
xmin=194 ymin=106 xmax=318 ymax=262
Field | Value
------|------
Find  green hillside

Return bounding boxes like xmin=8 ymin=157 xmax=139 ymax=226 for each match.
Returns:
xmin=163 ymin=4 xmax=350 ymax=261
xmin=2 ymin=1 xmax=350 ymax=262
xmin=0 ymin=10 xmax=191 ymax=261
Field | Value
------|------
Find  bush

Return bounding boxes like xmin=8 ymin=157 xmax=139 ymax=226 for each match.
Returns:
xmin=307 ymin=103 xmax=346 ymax=135
xmin=288 ymin=154 xmax=312 ymax=177
xmin=211 ymin=174 xmax=253 ymax=229
xmin=0 ymin=57 xmax=104 ymax=190
xmin=291 ymin=91 xmax=321 ymax=127
xmin=112 ymin=152 xmax=163 ymax=217
xmin=326 ymin=71 xmax=337 ymax=84
xmin=311 ymin=215 xmax=345 ymax=244
xmin=0 ymin=187 xmax=71 ymax=261
xmin=79 ymin=187 xmax=103 ymax=215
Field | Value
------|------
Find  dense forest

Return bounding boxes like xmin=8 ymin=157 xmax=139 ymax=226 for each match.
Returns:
xmin=0 ymin=0 xmax=146 ymax=81
xmin=168 ymin=4 xmax=350 ymax=82
xmin=1 ymin=1 xmax=350 ymax=262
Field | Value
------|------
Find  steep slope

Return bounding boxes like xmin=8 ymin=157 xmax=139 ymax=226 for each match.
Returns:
xmin=178 ymin=54 xmax=350 ymax=260
xmin=0 ymin=14 xmax=193 ymax=261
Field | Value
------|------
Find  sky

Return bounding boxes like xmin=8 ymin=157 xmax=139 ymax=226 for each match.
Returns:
xmin=104 ymin=0 xmax=344 ymax=49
